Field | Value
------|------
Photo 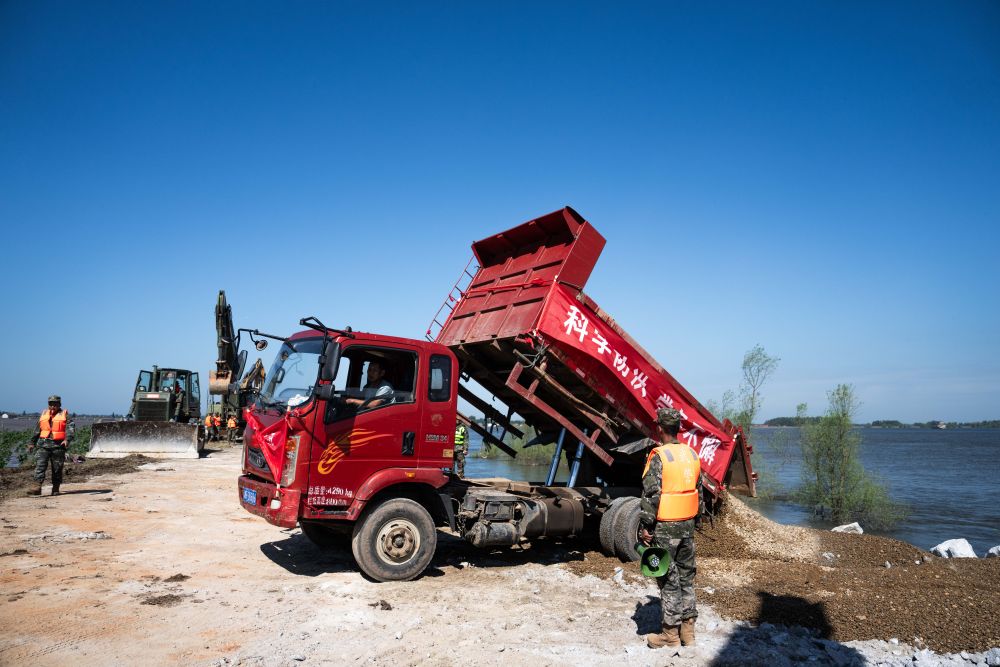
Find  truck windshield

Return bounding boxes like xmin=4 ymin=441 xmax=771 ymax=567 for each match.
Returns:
xmin=258 ymin=338 xmax=323 ymax=410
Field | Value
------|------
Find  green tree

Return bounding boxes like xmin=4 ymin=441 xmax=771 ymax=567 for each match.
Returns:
xmin=705 ymin=389 xmax=737 ymax=425
xmin=795 ymin=385 xmax=905 ymax=529
xmin=708 ymin=346 xmax=782 ymax=497
xmin=795 ymin=403 xmax=808 ymax=426
xmin=738 ymin=344 xmax=780 ymax=434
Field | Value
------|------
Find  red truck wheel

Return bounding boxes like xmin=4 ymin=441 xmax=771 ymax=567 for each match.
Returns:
xmin=351 ymin=498 xmax=437 ymax=582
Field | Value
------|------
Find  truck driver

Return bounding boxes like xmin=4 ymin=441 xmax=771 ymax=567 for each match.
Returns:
xmin=343 ymin=359 xmax=394 ymax=409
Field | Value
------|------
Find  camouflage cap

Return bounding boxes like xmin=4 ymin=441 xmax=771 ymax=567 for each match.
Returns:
xmin=656 ymin=407 xmax=681 ymax=427
xmin=48 ymin=395 xmax=62 ymax=403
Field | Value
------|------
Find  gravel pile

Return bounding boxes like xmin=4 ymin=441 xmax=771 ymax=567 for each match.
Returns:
xmin=567 ymin=494 xmax=1000 ymax=654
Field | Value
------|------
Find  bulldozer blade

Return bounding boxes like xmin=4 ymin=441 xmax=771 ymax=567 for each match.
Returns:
xmin=89 ymin=421 xmax=204 ymax=459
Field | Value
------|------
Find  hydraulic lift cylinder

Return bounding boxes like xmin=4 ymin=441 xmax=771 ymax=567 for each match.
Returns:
xmin=545 ymin=428 xmax=567 ymax=486
xmin=567 ymin=435 xmax=586 ymax=487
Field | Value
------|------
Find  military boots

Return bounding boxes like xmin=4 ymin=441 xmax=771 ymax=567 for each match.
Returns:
xmin=680 ymin=618 xmax=696 ymax=646
xmin=26 ymin=483 xmax=42 ymax=496
xmin=51 ymin=486 xmax=61 ymax=496
xmin=646 ymin=625 xmax=681 ymax=649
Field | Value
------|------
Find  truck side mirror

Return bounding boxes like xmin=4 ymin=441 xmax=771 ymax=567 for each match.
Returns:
xmin=319 ymin=340 xmax=341 ymax=382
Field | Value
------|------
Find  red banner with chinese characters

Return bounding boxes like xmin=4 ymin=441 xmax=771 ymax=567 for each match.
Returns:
xmin=244 ymin=407 xmax=289 ymax=485
xmin=536 ymin=284 xmax=735 ymax=484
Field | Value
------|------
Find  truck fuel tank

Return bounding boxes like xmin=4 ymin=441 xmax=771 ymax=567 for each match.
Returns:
xmin=459 ymin=488 xmax=585 ymax=547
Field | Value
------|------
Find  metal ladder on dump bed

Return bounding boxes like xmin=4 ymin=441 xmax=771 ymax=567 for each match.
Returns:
xmin=425 ymin=256 xmax=479 ymax=342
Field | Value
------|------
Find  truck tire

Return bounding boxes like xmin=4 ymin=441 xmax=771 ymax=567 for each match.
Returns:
xmin=351 ymin=498 xmax=437 ymax=582
xmin=613 ymin=497 xmax=644 ymax=562
xmin=300 ymin=521 xmax=350 ymax=549
xmin=598 ymin=497 xmax=632 ymax=556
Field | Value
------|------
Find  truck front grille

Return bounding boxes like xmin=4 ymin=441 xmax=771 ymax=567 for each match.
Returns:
xmin=248 ymin=448 xmax=266 ymax=471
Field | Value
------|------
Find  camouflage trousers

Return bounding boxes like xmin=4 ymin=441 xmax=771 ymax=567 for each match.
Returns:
xmin=454 ymin=450 xmax=466 ymax=477
xmin=656 ymin=536 xmax=697 ymax=625
xmin=34 ymin=441 xmax=66 ymax=487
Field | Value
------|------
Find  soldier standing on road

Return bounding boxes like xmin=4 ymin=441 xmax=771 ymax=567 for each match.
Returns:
xmin=27 ymin=395 xmax=75 ymax=496
xmin=453 ymin=419 xmax=469 ymax=477
xmin=639 ymin=407 xmax=704 ymax=649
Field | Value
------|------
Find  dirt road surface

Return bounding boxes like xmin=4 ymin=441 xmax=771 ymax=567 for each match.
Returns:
xmin=1 ymin=448 xmax=997 ymax=666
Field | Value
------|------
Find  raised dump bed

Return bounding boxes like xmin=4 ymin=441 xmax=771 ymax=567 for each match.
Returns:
xmin=432 ymin=207 xmax=755 ymax=498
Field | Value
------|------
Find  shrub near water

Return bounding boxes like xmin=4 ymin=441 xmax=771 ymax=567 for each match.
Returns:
xmin=795 ymin=384 xmax=907 ymax=529
xmin=0 ymin=429 xmax=32 ymax=467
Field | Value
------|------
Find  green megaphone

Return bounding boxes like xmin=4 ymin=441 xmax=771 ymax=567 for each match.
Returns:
xmin=636 ymin=543 xmax=671 ymax=577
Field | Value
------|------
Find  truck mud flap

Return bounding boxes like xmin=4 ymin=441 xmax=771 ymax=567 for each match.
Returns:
xmin=89 ymin=421 xmax=203 ymax=459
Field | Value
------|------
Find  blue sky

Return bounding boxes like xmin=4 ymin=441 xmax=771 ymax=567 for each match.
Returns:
xmin=1 ymin=1 xmax=997 ymax=422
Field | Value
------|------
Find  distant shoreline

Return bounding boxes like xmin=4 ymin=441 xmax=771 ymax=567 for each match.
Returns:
xmin=761 ymin=418 xmax=999 ymax=429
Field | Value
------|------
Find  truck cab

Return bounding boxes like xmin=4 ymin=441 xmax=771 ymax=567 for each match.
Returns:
xmin=239 ymin=329 xmax=459 ymax=580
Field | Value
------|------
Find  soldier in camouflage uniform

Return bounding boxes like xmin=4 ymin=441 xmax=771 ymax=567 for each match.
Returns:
xmin=27 ymin=395 xmax=75 ymax=496
xmin=453 ymin=420 xmax=469 ymax=477
xmin=639 ymin=407 xmax=704 ymax=649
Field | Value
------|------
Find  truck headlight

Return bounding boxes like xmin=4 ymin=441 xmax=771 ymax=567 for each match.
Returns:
xmin=281 ymin=435 xmax=301 ymax=487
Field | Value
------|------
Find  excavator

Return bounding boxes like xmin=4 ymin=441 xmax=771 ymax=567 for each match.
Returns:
xmin=209 ymin=290 xmax=265 ymax=427
xmin=89 ymin=290 xmax=264 ymax=459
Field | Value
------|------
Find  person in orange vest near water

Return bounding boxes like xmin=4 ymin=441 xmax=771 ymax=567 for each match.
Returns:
xmin=639 ymin=407 xmax=704 ymax=650
xmin=27 ymin=395 xmax=75 ymax=496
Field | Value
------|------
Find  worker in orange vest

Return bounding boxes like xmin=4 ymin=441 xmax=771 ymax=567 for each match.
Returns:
xmin=27 ymin=395 xmax=75 ymax=496
xmin=226 ymin=415 xmax=238 ymax=443
xmin=639 ymin=407 xmax=704 ymax=649
xmin=204 ymin=413 xmax=216 ymax=441
xmin=212 ymin=414 xmax=222 ymax=441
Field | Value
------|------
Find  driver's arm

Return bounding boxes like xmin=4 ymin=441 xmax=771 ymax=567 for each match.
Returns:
xmin=342 ymin=389 xmax=367 ymax=406
xmin=345 ymin=385 xmax=391 ymax=408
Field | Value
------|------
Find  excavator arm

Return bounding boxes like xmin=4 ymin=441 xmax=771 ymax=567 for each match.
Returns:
xmin=209 ymin=290 xmax=252 ymax=421
xmin=210 ymin=290 xmax=238 ymax=393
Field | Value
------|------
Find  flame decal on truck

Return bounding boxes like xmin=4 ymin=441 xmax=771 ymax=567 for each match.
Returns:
xmin=317 ymin=429 xmax=391 ymax=474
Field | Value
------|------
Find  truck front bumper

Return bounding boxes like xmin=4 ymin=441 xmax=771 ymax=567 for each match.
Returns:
xmin=238 ymin=475 xmax=300 ymax=529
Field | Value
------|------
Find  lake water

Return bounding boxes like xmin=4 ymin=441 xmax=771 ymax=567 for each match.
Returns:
xmin=464 ymin=427 xmax=1000 ymax=556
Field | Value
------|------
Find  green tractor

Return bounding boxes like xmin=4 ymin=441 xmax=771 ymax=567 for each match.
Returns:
xmin=89 ymin=366 xmax=205 ymax=458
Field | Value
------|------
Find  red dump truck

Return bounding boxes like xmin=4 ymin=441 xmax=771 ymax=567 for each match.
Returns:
xmin=238 ymin=207 xmax=755 ymax=581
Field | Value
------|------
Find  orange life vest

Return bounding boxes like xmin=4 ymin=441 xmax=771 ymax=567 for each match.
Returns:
xmin=204 ymin=415 xmax=213 ymax=427
xmin=38 ymin=409 xmax=68 ymax=442
xmin=643 ymin=442 xmax=701 ymax=521
xmin=212 ymin=415 xmax=222 ymax=427
xmin=227 ymin=417 xmax=237 ymax=428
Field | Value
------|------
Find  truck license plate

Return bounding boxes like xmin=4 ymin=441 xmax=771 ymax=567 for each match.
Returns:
xmin=242 ymin=487 xmax=257 ymax=505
